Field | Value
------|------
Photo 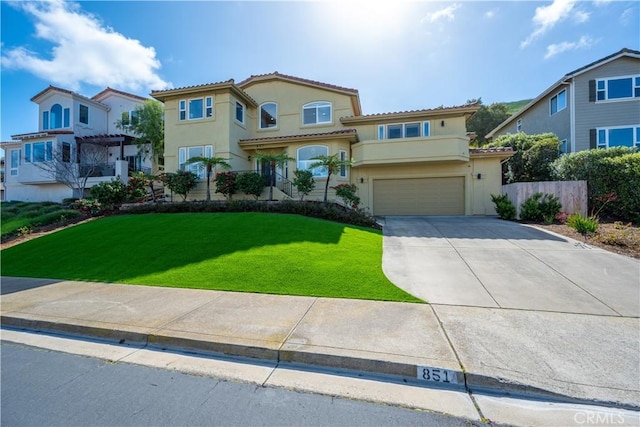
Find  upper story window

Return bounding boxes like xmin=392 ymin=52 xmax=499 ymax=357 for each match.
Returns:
xmin=79 ymin=104 xmax=89 ymax=124
xmin=24 ymin=141 xmax=53 ymax=163
xmin=378 ymin=121 xmax=430 ymax=140
xmin=516 ymin=119 xmax=523 ymax=132
xmin=235 ymin=101 xmax=245 ymax=124
xmin=260 ymin=102 xmax=277 ymax=129
xmin=594 ymin=76 xmax=640 ymax=101
xmin=121 ymin=110 xmax=140 ymax=126
xmin=10 ymin=149 xmax=20 ymax=176
xmin=297 ymin=145 xmax=328 ymax=177
xmin=596 ymin=125 xmax=640 ymax=149
xmin=178 ymin=145 xmax=213 ymax=178
xmin=303 ymin=102 xmax=332 ymax=125
xmin=51 ymin=104 xmax=63 ymax=129
xmin=339 ymin=150 xmax=348 ymax=178
xmin=179 ymin=96 xmax=213 ymax=121
xmin=44 ymin=105 xmax=71 ymax=130
xmin=550 ymin=89 xmax=566 ymax=115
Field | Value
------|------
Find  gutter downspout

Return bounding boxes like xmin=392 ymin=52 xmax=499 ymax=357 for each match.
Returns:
xmin=569 ymin=78 xmax=576 ymax=153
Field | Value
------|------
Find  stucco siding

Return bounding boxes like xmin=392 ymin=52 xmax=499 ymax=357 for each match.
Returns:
xmin=573 ymin=57 xmax=640 ymax=151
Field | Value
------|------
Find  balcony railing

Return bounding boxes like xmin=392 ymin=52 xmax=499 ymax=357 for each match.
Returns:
xmin=80 ymin=163 xmax=116 ymax=178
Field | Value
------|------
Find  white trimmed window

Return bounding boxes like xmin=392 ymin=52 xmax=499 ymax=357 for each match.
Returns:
xmin=303 ymin=102 xmax=332 ymax=125
xmin=516 ymin=119 xmax=522 ymax=132
xmin=188 ymin=98 xmax=204 ymax=120
xmin=260 ymin=102 xmax=277 ymax=129
xmin=235 ymin=101 xmax=245 ymax=124
xmin=596 ymin=75 xmax=640 ymax=101
xmin=339 ymin=150 xmax=348 ymax=178
xmin=559 ymin=139 xmax=568 ymax=154
xmin=550 ymin=90 xmax=566 ymax=115
xmin=596 ymin=126 xmax=640 ymax=149
xmin=24 ymin=141 xmax=53 ymax=163
xmin=179 ymin=145 xmax=213 ymax=178
xmin=205 ymin=96 xmax=213 ymax=118
xmin=378 ymin=121 xmax=430 ymax=140
xmin=79 ymin=104 xmax=89 ymax=124
xmin=179 ymin=100 xmax=186 ymax=121
xmin=10 ymin=149 xmax=20 ymax=176
xmin=297 ymin=145 xmax=328 ymax=177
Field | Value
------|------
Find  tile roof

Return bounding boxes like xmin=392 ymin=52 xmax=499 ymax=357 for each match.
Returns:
xmin=150 ymin=79 xmax=257 ymax=106
xmin=342 ymin=103 xmax=480 ymax=120
xmin=150 ymin=79 xmax=235 ymax=95
xmin=469 ymin=147 xmax=514 ymax=154
xmin=11 ymin=130 xmax=75 ymax=140
xmin=92 ymin=87 xmax=148 ymax=102
xmin=237 ymin=71 xmax=359 ymax=94
xmin=30 ymin=85 xmax=108 ymax=107
xmin=239 ymin=129 xmax=358 ymax=144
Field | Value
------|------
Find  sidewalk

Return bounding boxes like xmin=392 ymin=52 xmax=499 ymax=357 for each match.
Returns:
xmin=1 ymin=276 xmax=638 ymax=410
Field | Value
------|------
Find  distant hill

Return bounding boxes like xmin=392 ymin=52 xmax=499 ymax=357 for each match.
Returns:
xmin=502 ymin=99 xmax=532 ymax=115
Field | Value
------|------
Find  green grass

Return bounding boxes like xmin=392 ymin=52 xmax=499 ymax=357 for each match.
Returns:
xmin=1 ymin=213 xmax=422 ymax=303
xmin=1 ymin=201 xmax=82 ymax=238
xmin=503 ymin=99 xmax=532 ymax=115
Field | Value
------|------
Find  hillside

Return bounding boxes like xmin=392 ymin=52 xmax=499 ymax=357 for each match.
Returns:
xmin=503 ymin=99 xmax=532 ymax=115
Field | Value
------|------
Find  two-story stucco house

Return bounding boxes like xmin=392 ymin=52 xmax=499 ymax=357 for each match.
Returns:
xmin=2 ymin=86 xmax=153 ymax=202
xmin=487 ymin=48 xmax=640 ymax=153
xmin=152 ymin=72 xmax=513 ymax=216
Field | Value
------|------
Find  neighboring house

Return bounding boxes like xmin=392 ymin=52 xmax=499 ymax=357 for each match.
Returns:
xmin=487 ymin=48 xmax=640 ymax=153
xmin=2 ymin=86 xmax=152 ymax=202
xmin=152 ymin=72 xmax=513 ymax=216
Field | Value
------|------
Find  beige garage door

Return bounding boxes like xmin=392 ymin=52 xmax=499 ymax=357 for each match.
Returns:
xmin=373 ymin=177 xmax=465 ymax=216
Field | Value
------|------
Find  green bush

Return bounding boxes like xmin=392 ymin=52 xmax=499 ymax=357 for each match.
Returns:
xmin=332 ymin=183 xmax=360 ymax=208
xmin=566 ymin=214 xmax=599 ymax=235
xmin=490 ymin=194 xmax=516 ymax=220
xmin=552 ymin=148 xmax=639 ymax=222
xmin=32 ymin=210 xmax=83 ymax=227
xmin=519 ymin=192 xmax=562 ymax=223
xmin=164 ymin=171 xmax=199 ymax=201
xmin=236 ymin=172 xmax=264 ymax=200
xmin=214 ymin=171 xmax=237 ymax=200
xmin=90 ymin=178 xmax=127 ymax=208
xmin=292 ymin=169 xmax=316 ymax=200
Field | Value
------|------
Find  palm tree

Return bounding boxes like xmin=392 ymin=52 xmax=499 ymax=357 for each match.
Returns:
xmin=309 ymin=153 xmax=352 ymax=203
xmin=186 ymin=156 xmax=231 ymax=201
xmin=252 ymin=151 xmax=294 ymax=201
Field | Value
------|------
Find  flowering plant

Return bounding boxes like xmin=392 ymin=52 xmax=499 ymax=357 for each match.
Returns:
xmin=332 ymin=183 xmax=360 ymax=209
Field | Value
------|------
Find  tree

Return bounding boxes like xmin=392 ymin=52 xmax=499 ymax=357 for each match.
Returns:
xmin=252 ymin=151 xmax=293 ymax=201
xmin=116 ymin=100 xmax=164 ymax=167
xmin=487 ymin=132 xmax=561 ymax=183
xmin=309 ymin=154 xmax=352 ymax=203
xmin=292 ymin=169 xmax=315 ymax=200
xmin=466 ymin=100 xmax=510 ymax=146
xmin=164 ymin=171 xmax=198 ymax=201
xmin=32 ymin=142 xmax=108 ymax=199
xmin=186 ymin=156 xmax=231 ymax=201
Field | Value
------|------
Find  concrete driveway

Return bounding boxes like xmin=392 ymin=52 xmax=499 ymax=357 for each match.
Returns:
xmin=382 ymin=216 xmax=640 ymax=317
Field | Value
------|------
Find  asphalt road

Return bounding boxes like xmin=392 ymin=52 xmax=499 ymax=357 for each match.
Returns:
xmin=1 ymin=341 xmax=477 ymax=427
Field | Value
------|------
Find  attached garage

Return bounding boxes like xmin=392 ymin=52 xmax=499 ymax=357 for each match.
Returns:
xmin=373 ymin=177 xmax=465 ymax=216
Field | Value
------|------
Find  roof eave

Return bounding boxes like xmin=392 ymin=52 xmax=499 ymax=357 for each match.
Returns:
xmin=341 ymin=106 xmax=480 ymax=124
xmin=151 ymin=82 xmax=257 ymax=107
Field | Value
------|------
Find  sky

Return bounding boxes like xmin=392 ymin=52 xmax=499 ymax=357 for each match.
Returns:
xmin=1 ymin=0 xmax=638 ymax=145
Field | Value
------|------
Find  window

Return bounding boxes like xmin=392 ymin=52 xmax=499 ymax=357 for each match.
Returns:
xmin=178 ymin=145 xmax=213 ymax=178
xmin=235 ymin=101 xmax=245 ymax=124
xmin=10 ymin=149 xmax=20 ymax=176
xmin=79 ymin=104 xmax=89 ymax=124
xmin=596 ymin=126 xmax=640 ymax=149
xmin=595 ymin=76 xmax=640 ymax=101
xmin=130 ymin=110 xmax=139 ymax=125
xmin=378 ymin=122 xmax=428 ymax=139
xmin=297 ymin=145 xmax=328 ymax=177
xmin=205 ymin=96 xmax=213 ymax=118
xmin=63 ymin=108 xmax=70 ymax=127
xmin=339 ymin=150 xmax=348 ymax=178
xmin=51 ymin=104 xmax=62 ymax=129
xmin=43 ymin=111 xmax=49 ymax=130
xmin=260 ymin=102 xmax=277 ymax=129
xmin=303 ymin=102 xmax=332 ymax=125
xmin=122 ymin=110 xmax=140 ymax=126
xmin=516 ymin=119 xmax=522 ymax=132
xmin=179 ymin=100 xmax=186 ymax=121
xmin=62 ymin=142 xmax=71 ymax=163
xmin=188 ymin=98 xmax=203 ymax=120
xmin=559 ymin=139 xmax=568 ymax=154
xmin=29 ymin=141 xmax=53 ymax=162
xmin=550 ymin=90 xmax=566 ymax=115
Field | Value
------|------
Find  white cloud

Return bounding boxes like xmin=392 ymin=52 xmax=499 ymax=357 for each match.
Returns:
xmin=593 ymin=0 xmax=612 ymax=6
xmin=1 ymin=0 xmax=171 ymax=91
xmin=620 ymin=7 xmax=636 ymax=25
xmin=544 ymin=35 xmax=595 ymax=59
xmin=521 ymin=0 xmax=577 ymax=48
xmin=484 ymin=9 xmax=497 ymax=19
xmin=573 ymin=10 xmax=590 ymax=23
xmin=422 ymin=3 xmax=461 ymax=24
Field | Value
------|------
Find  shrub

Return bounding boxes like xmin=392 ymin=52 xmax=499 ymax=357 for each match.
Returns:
xmin=74 ymin=199 xmax=102 ymax=216
xmin=90 ymin=178 xmax=127 ymax=208
xmin=332 ymin=183 xmax=360 ymax=208
xmin=552 ymin=147 xmax=639 ymax=222
xmin=566 ymin=214 xmax=599 ymax=235
xmin=236 ymin=172 xmax=265 ymax=200
xmin=490 ymin=194 xmax=516 ymax=220
xmin=519 ymin=192 xmax=562 ymax=223
xmin=127 ymin=172 xmax=150 ymax=202
xmin=555 ymin=211 xmax=569 ymax=224
xmin=215 ymin=171 xmax=237 ymax=200
xmin=292 ymin=169 xmax=315 ymax=200
xmin=164 ymin=171 xmax=199 ymax=201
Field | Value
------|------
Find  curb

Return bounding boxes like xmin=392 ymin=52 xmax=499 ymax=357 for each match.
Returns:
xmin=2 ymin=314 xmax=636 ymax=411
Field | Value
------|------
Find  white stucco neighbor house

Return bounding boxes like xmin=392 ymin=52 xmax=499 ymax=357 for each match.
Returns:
xmin=2 ymin=86 xmax=152 ymax=202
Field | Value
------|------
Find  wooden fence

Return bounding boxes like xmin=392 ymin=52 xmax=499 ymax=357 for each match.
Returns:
xmin=502 ymin=181 xmax=588 ymax=219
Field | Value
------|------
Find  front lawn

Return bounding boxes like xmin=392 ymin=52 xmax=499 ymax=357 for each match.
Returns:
xmin=1 ymin=213 xmax=421 ymax=303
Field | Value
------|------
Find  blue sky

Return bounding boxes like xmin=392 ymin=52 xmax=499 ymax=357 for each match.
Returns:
xmin=1 ymin=0 xmax=638 ymax=145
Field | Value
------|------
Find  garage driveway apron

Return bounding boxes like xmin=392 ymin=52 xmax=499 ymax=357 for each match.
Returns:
xmin=381 ymin=216 xmax=639 ymax=316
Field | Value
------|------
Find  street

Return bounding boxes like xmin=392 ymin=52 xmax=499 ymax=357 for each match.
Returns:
xmin=1 ymin=341 xmax=475 ymax=427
